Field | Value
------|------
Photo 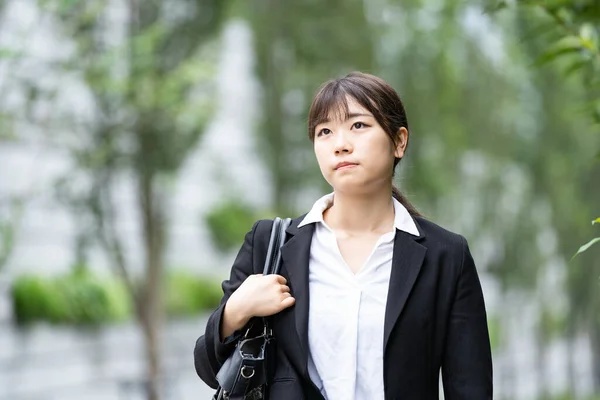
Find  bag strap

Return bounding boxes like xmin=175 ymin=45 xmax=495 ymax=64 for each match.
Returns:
xmin=262 ymin=217 xmax=292 ymax=275
xmin=258 ymin=217 xmax=291 ymax=337
xmin=242 ymin=217 xmax=292 ymax=339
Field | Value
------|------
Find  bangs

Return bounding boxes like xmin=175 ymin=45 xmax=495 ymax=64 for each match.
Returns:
xmin=308 ymin=78 xmax=381 ymax=140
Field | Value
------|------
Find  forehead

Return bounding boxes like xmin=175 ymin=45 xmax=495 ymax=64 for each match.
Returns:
xmin=318 ymin=96 xmax=374 ymax=126
xmin=344 ymin=97 xmax=371 ymax=115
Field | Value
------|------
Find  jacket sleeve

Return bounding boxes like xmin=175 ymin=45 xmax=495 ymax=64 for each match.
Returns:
xmin=442 ymin=236 xmax=493 ymax=399
xmin=193 ymin=219 xmax=264 ymax=388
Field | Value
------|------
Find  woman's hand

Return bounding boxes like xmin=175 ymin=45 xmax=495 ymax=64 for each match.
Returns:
xmin=220 ymin=274 xmax=295 ymax=340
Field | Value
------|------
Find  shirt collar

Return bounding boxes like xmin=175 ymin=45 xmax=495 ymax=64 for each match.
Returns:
xmin=298 ymin=192 xmax=420 ymax=236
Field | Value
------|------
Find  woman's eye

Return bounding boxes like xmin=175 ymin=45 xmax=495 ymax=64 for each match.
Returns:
xmin=352 ymin=122 xmax=367 ymax=129
xmin=317 ymin=128 xmax=332 ymax=137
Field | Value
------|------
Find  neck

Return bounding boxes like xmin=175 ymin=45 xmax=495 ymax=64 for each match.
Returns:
xmin=324 ymin=188 xmax=395 ymax=235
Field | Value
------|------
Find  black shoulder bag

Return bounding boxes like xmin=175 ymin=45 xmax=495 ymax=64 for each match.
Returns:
xmin=213 ymin=217 xmax=292 ymax=400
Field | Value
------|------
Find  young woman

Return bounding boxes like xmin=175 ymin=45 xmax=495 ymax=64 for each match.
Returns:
xmin=194 ymin=72 xmax=493 ymax=399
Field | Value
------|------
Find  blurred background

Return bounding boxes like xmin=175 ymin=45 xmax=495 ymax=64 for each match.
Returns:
xmin=0 ymin=0 xmax=599 ymax=399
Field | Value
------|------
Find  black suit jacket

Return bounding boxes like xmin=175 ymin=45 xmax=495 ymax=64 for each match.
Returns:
xmin=194 ymin=215 xmax=493 ymax=399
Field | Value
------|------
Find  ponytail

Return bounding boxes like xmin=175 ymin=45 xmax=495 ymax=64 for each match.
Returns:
xmin=392 ymin=185 xmax=422 ymax=217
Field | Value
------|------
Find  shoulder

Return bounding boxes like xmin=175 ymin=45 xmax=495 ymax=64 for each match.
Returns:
xmin=413 ymin=216 xmax=470 ymax=261
xmin=252 ymin=213 xmax=310 ymax=233
xmin=247 ymin=213 xmax=309 ymax=242
xmin=414 ymin=217 xmax=466 ymax=244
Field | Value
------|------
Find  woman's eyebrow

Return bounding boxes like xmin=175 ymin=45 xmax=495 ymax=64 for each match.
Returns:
xmin=317 ymin=112 xmax=373 ymax=125
xmin=346 ymin=112 xmax=373 ymax=120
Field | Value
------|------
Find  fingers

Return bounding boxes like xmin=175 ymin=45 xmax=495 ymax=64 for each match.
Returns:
xmin=259 ymin=274 xmax=286 ymax=284
xmin=280 ymin=285 xmax=290 ymax=293
xmin=281 ymin=296 xmax=296 ymax=308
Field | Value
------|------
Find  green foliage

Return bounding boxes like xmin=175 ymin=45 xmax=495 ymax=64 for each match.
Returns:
xmin=31 ymin=9 xmax=229 ymax=387
xmin=0 ymin=221 xmax=15 ymax=271
xmin=503 ymin=0 xmax=600 ymax=262
xmin=165 ymin=271 xmax=222 ymax=317
xmin=572 ymin=216 xmax=600 ymax=258
xmin=574 ymin=237 xmax=600 ymax=258
xmin=539 ymin=308 xmax=568 ymax=343
xmin=490 ymin=0 xmax=600 ymax=294
xmin=0 ymin=113 xmax=16 ymax=141
xmin=246 ymin=0 xmax=376 ymax=214
xmin=10 ymin=269 xmax=222 ymax=325
xmin=487 ymin=315 xmax=502 ymax=351
xmin=503 ymin=0 xmax=600 ymax=131
xmin=0 ymin=48 xmax=21 ymax=59
xmin=0 ymin=197 xmax=23 ymax=271
xmin=11 ymin=269 xmax=131 ymax=325
xmin=538 ymin=393 xmax=600 ymax=400
xmin=39 ymin=0 xmax=225 ymax=175
xmin=205 ymin=201 xmax=257 ymax=253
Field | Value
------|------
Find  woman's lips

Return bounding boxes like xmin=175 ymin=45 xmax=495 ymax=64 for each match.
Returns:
xmin=335 ymin=162 xmax=358 ymax=170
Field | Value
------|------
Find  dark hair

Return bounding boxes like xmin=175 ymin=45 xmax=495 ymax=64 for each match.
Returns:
xmin=307 ymin=71 xmax=422 ymax=217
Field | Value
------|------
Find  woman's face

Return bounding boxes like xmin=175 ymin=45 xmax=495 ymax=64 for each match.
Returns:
xmin=313 ymin=96 xmax=407 ymax=195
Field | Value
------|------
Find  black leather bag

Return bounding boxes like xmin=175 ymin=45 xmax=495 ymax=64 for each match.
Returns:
xmin=213 ymin=217 xmax=292 ymax=400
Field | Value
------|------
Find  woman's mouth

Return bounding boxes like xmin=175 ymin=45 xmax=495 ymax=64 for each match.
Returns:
xmin=335 ymin=162 xmax=358 ymax=170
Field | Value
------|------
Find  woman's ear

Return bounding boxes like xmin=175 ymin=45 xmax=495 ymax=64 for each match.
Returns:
xmin=394 ymin=127 xmax=409 ymax=159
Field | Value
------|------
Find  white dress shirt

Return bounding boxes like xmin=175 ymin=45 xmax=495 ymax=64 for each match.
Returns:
xmin=298 ymin=193 xmax=420 ymax=400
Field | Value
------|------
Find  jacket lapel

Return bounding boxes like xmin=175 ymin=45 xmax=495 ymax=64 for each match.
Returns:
xmin=280 ymin=218 xmax=314 ymax=374
xmin=383 ymin=228 xmax=427 ymax=352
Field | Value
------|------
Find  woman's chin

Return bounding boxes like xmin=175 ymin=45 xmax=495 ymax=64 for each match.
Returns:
xmin=331 ymin=181 xmax=372 ymax=196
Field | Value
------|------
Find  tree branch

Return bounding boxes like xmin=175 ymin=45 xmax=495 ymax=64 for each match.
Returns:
xmin=91 ymin=171 xmax=143 ymax=316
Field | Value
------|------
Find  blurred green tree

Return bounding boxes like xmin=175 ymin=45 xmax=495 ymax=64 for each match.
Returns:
xmin=385 ymin=0 xmax=600 ymax=392
xmin=236 ymin=0 xmax=376 ymax=215
xmin=493 ymin=0 xmax=600 ymax=390
xmin=0 ymin=3 xmax=22 ymax=273
xmin=497 ymin=0 xmax=600 ymax=261
xmin=36 ymin=1 xmax=226 ymax=399
xmin=0 ymin=197 xmax=22 ymax=272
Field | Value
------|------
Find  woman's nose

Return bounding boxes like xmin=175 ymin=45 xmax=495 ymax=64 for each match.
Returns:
xmin=333 ymin=132 xmax=352 ymax=154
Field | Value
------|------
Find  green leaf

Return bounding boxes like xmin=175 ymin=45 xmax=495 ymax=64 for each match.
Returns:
xmin=579 ymin=24 xmax=596 ymax=43
xmin=572 ymin=237 xmax=600 ymax=260
xmin=593 ymin=218 xmax=600 ymax=225
xmin=535 ymin=36 xmax=586 ymax=66
xmin=483 ymin=1 xmax=508 ymax=14
xmin=57 ymin=0 xmax=78 ymax=14
xmin=563 ymin=58 xmax=589 ymax=77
